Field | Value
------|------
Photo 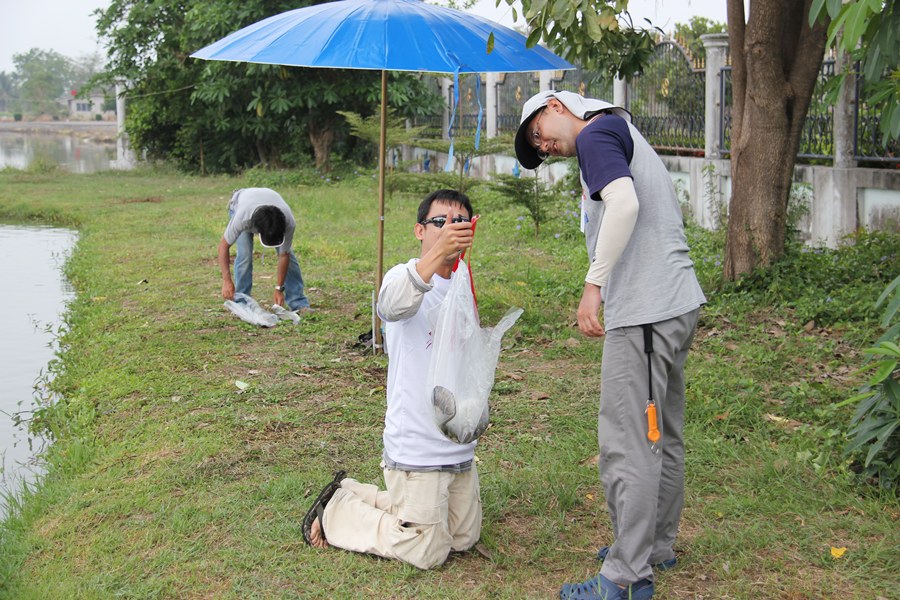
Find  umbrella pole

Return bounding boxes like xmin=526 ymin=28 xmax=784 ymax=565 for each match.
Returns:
xmin=374 ymin=69 xmax=388 ymax=354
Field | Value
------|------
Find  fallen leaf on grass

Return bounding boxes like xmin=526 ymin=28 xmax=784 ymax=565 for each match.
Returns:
xmin=581 ymin=454 xmax=600 ymax=467
xmin=830 ymin=546 xmax=847 ymax=559
xmin=474 ymin=543 xmax=493 ymax=559
xmin=235 ymin=380 xmax=249 ymax=391
xmin=531 ymin=391 xmax=550 ymax=400
xmin=763 ymin=413 xmax=804 ymax=430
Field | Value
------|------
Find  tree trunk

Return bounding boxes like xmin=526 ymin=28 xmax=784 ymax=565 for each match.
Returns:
xmin=308 ymin=119 xmax=334 ymax=172
xmin=723 ymin=0 xmax=829 ymax=280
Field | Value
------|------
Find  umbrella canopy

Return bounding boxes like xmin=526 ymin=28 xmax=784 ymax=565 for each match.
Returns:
xmin=192 ymin=0 xmax=574 ymax=350
xmin=191 ymin=0 xmax=572 ymax=74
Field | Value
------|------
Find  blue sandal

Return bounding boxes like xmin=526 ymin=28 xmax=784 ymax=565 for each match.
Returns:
xmin=560 ymin=573 xmax=654 ymax=600
xmin=596 ymin=546 xmax=677 ymax=571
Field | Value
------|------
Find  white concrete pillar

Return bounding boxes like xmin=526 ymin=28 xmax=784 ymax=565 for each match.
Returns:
xmin=112 ymin=80 xmax=136 ymax=169
xmin=539 ymin=70 xmax=552 ymax=91
xmin=833 ymin=50 xmax=857 ymax=169
xmin=486 ymin=72 xmax=498 ymax=139
xmin=613 ymin=77 xmax=627 ymax=108
xmin=441 ymin=77 xmax=452 ymax=141
xmin=701 ymin=33 xmax=729 ymax=159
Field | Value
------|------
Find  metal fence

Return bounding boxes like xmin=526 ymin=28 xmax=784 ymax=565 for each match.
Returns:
xmin=720 ymin=60 xmax=898 ymax=163
xmin=412 ymin=38 xmax=897 ymax=164
xmin=496 ymin=71 xmax=541 ymax=134
xmin=628 ymin=41 xmax=705 ymax=152
xmin=856 ymin=76 xmax=900 ymax=163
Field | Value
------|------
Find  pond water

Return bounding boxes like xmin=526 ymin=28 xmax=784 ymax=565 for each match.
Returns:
xmin=0 ymin=130 xmax=116 ymax=173
xmin=0 ymin=225 xmax=77 ymax=516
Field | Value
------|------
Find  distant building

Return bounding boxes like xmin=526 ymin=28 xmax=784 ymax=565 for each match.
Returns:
xmin=64 ymin=89 xmax=115 ymax=120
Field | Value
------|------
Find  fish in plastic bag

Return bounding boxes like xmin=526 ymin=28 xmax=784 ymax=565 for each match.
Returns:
xmin=427 ymin=263 xmax=522 ymax=444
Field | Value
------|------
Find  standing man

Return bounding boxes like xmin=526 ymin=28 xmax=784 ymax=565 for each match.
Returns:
xmin=302 ymin=190 xmax=482 ymax=570
xmin=217 ymin=187 xmax=310 ymax=312
xmin=516 ymin=91 xmax=706 ymax=600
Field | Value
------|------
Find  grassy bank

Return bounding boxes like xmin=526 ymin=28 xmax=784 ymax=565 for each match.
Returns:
xmin=0 ymin=167 xmax=896 ymax=599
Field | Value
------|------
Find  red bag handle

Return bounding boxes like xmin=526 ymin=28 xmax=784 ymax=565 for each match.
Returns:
xmin=453 ymin=215 xmax=480 ymax=314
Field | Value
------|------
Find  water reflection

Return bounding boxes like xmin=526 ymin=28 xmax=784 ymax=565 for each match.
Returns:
xmin=0 ymin=225 xmax=77 ymax=515
xmin=0 ymin=130 xmax=116 ymax=174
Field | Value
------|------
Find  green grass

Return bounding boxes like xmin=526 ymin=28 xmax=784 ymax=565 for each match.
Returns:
xmin=0 ymin=167 xmax=897 ymax=599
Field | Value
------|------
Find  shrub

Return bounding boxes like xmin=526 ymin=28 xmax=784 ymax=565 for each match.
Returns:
xmin=719 ymin=229 xmax=900 ymax=326
xmin=838 ymin=275 xmax=900 ymax=489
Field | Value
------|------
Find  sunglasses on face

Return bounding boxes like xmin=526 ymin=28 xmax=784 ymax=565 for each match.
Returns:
xmin=419 ymin=215 xmax=471 ymax=228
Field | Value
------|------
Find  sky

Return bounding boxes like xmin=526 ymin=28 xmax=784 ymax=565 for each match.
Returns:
xmin=0 ymin=0 xmax=732 ymax=74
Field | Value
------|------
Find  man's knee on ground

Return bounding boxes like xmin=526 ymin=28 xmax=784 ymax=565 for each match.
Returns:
xmin=393 ymin=522 xmax=453 ymax=570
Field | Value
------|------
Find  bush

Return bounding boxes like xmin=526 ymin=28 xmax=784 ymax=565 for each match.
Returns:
xmin=389 ymin=171 xmax=487 ymax=196
xmin=839 ymin=275 xmax=900 ymax=489
xmin=719 ymin=230 xmax=900 ymax=325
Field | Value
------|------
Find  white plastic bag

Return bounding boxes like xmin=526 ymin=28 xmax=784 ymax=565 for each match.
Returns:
xmin=271 ymin=303 xmax=301 ymax=324
xmin=427 ymin=262 xmax=522 ymax=444
xmin=224 ymin=292 xmax=279 ymax=327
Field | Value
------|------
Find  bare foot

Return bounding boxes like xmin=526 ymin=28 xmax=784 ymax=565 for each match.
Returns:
xmin=309 ymin=515 xmax=329 ymax=549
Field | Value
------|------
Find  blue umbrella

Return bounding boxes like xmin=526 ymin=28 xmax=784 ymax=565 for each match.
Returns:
xmin=192 ymin=0 xmax=573 ymax=348
xmin=191 ymin=0 xmax=572 ymax=74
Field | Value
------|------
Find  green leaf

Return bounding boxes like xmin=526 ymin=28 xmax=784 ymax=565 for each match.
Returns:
xmin=551 ymin=0 xmax=570 ymax=21
xmin=889 ymin=102 xmax=900 ymax=141
xmin=827 ymin=8 xmax=851 ymax=49
xmin=835 ymin=390 xmax=876 ymax=408
xmin=878 ymin=322 xmax=900 ymax=345
xmin=862 ymin=343 xmax=900 ymax=359
xmin=585 ymin=12 xmax=603 ymax=41
xmin=487 ymin=32 xmax=495 ymax=54
xmin=809 ymin=0 xmax=827 ymax=26
xmin=869 ymin=360 xmax=899 ymax=386
xmin=526 ymin=27 xmax=543 ymax=49
xmin=826 ymin=0 xmax=843 ymax=19
xmin=864 ymin=421 xmax=899 ymax=467
xmin=844 ymin=2 xmax=874 ymax=49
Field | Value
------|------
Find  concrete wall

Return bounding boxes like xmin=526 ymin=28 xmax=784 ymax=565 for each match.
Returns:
xmin=406 ymin=148 xmax=899 ymax=248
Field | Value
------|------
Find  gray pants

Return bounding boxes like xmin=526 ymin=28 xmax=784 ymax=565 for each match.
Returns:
xmin=598 ymin=308 xmax=700 ymax=586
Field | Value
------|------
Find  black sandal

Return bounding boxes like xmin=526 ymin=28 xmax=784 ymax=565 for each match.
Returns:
xmin=302 ymin=470 xmax=346 ymax=546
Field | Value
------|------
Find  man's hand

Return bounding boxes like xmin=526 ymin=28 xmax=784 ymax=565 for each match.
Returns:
xmin=577 ymin=283 xmax=605 ymax=337
xmin=222 ymin=279 xmax=235 ymax=301
xmin=274 ymin=289 xmax=286 ymax=307
xmin=434 ymin=207 xmax=474 ymax=261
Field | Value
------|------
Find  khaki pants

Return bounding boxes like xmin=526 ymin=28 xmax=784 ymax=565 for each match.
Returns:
xmin=321 ymin=465 xmax=482 ymax=570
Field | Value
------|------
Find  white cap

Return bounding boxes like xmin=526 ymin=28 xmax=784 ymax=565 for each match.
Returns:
xmin=514 ymin=90 xmax=631 ymax=169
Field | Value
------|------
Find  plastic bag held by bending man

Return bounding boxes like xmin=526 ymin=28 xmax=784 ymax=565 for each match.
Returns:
xmin=426 ymin=256 xmax=522 ymax=444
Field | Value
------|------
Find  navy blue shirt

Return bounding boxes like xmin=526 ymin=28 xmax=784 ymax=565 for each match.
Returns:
xmin=576 ymin=114 xmax=634 ymax=201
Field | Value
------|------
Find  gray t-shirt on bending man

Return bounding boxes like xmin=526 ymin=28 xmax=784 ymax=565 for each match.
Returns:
xmin=224 ymin=188 xmax=296 ymax=255
xmin=577 ymin=115 xmax=706 ymax=330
